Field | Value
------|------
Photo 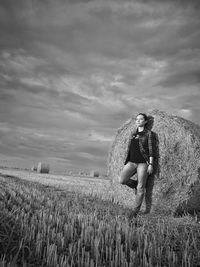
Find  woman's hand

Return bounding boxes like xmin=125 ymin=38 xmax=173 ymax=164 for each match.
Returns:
xmin=147 ymin=164 xmax=153 ymax=175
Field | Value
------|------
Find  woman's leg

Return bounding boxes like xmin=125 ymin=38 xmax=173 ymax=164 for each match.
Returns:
xmin=133 ymin=163 xmax=148 ymax=214
xmin=119 ymin=162 xmax=138 ymax=189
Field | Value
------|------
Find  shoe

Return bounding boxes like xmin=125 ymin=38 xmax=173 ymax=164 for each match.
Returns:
xmin=126 ymin=179 xmax=138 ymax=190
xmin=128 ymin=211 xmax=137 ymax=220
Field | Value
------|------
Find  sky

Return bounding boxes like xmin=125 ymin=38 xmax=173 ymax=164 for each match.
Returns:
xmin=0 ymin=0 xmax=200 ymax=174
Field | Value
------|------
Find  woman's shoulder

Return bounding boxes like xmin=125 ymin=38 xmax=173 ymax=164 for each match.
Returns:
xmin=145 ymin=129 xmax=154 ymax=138
xmin=130 ymin=129 xmax=137 ymax=136
xmin=144 ymin=128 xmax=152 ymax=134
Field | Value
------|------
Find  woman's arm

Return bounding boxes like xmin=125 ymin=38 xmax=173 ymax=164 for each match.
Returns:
xmin=147 ymin=156 xmax=154 ymax=175
xmin=149 ymin=156 xmax=154 ymax=165
xmin=148 ymin=131 xmax=154 ymax=163
xmin=148 ymin=131 xmax=154 ymax=175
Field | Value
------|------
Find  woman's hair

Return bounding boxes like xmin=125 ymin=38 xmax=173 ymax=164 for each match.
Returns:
xmin=137 ymin=113 xmax=148 ymax=122
xmin=135 ymin=113 xmax=148 ymax=133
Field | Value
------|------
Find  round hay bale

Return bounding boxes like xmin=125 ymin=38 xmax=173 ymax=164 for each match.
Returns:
xmin=107 ymin=109 xmax=200 ymax=215
xmin=37 ymin=162 xmax=50 ymax=174
xmin=31 ymin=165 xmax=37 ymax=172
xmin=90 ymin=170 xmax=99 ymax=177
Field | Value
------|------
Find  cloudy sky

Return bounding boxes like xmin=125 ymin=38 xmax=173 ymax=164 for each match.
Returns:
xmin=0 ymin=0 xmax=200 ymax=174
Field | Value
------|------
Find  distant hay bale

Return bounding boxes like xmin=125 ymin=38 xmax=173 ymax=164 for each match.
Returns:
xmin=107 ymin=109 xmax=200 ymax=215
xmin=90 ymin=170 xmax=99 ymax=177
xmin=37 ymin=162 xmax=50 ymax=174
xmin=31 ymin=166 xmax=37 ymax=172
xmin=68 ymin=171 xmax=73 ymax=176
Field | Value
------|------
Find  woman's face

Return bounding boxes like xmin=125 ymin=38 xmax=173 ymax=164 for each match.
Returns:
xmin=136 ymin=114 xmax=147 ymax=127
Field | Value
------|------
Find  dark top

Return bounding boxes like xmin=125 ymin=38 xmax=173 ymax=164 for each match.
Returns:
xmin=127 ymin=130 xmax=146 ymax=164
xmin=129 ymin=137 xmax=146 ymax=163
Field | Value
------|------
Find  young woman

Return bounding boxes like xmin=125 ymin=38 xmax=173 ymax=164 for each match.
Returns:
xmin=119 ymin=113 xmax=154 ymax=218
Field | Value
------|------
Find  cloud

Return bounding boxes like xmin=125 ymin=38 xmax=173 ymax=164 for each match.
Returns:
xmin=177 ymin=109 xmax=192 ymax=119
xmin=155 ymin=49 xmax=200 ymax=88
xmin=157 ymin=71 xmax=200 ymax=88
xmin=0 ymin=0 xmax=200 ymax=172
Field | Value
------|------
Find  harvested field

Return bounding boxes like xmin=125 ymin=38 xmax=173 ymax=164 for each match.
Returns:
xmin=0 ymin=170 xmax=200 ymax=266
xmin=0 ymin=168 xmax=141 ymax=209
xmin=0 ymin=168 xmax=112 ymax=201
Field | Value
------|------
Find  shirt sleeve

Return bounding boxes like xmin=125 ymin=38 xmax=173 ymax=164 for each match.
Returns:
xmin=148 ymin=131 xmax=154 ymax=157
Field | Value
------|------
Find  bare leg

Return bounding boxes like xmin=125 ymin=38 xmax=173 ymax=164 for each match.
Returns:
xmin=133 ymin=163 xmax=148 ymax=214
xmin=119 ymin=162 xmax=138 ymax=189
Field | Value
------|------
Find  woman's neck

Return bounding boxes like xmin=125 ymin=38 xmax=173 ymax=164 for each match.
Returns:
xmin=138 ymin=126 xmax=145 ymax=132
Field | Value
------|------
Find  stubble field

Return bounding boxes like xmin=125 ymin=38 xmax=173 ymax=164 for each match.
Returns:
xmin=0 ymin=168 xmax=200 ymax=267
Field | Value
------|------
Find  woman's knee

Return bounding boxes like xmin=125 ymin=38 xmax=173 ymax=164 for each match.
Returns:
xmin=119 ymin=166 xmax=130 ymax=184
xmin=119 ymin=172 xmax=127 ymax=184
xmin=119 ymin=163 xmax=136 ymax=184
